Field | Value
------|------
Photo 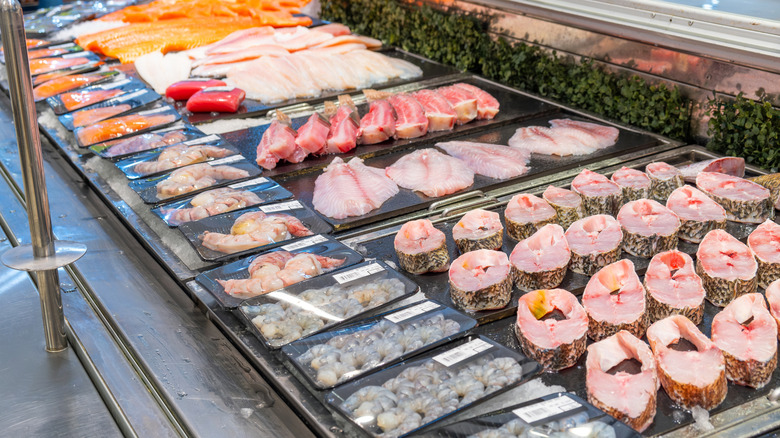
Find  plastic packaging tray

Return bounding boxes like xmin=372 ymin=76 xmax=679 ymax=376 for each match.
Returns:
xmin=58 ymin=88 xmax=162 ymax=130
xmin=47 ymin=76 xmax=148 ymax=115
xmin=89 ymin=123 xmax=206 ymax=159
xmin=32 ymin=69 xmax=119 ymax=102
xmin=74 ymin=104 xmax=181 ymax=148
xmin=30 ymin=52 xmax=101 ymax=78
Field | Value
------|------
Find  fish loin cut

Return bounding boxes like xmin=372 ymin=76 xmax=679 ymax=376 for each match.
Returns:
xmin=452 ymin=83 xmax=500 ymax=120
xmin=449 ymin=249 xmax=512 ymax=311
xmin=256 ymin=119 xmax=297 ymax=170
xmin=646 ymin=162 xmax=684 ymax=202
xmin=764 ymin=280 xmax=780 ymax=340
xmin=504 ymin=194 xmax=558 ymax=241
xmin=571 ymin=169 xmax=623 ymax=216
xmin=696 ymin=172 xmax=774 ymax=224
xmin=452 ymin=208 xmax=503 ymax=253
xmin=565 ymin=214 xmax=623 ymax=276
xmin=678 ymin=157 xmax=745 ymax=183
xmin=436 ymin=85 xmax=478 ymax=124
xmin=358 ymin=99 xmax=396 ymax=145
xmin=387 ymin=93 xmax=428 ymax=139
xmin=510 ymin=224 xmax=570 ymax=291
xmin=295 ymin=113 xmax=329 ymax=154
xmin=385 ymin=148 xmax=475 ymax=198
xmin=586 ymin=330 xmax=657 ymax=432
xmin=394 ymin=219 xmax=450 ymax=274
xmin=711 ymin=293 xmax=778 ymax=388
xmin=665 ymin=186 xmax=727 ymax=243
xmin=611 ymin=167 xmax=651 ymax=203
xmin=410 ymin=89 xmax=456 ymax=131
xmin=436 ymin=141 xmax=530 ymax=181
xmin=747 ymin=219 xmax=780 ymax=288
xmin=646 ymin=315 xmax=727 ymax=409
xmin=617 ymin=199 xmax=681 ymax=258
xmin=515 ymin=288 xmax=588 ymax=371
xmin=749 ymin=173 xmax=780 ymax=210
xmin=696 ymin=229 xmax=757 ymax=307
xmin=583 ymin=259 xmax=647 ymax=341
xmin=324 ymin=99 xmax=359 ymax=154
xmin=644 ymin=250 xmax=705 ymax=324
xmin=312 ymin=157 xmax=399 ymax=219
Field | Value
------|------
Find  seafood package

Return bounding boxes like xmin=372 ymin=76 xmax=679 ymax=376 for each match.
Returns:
xmin=152 ymin=177 xmax=292 ymax=226
xmin=235 ymin=260 xmax=417 ymax=347
xmin=29 ymin=52 xmax=101 ymax=77
xmin=26 ymin=43 xmax=84 ymax=61
xmin=33 ymin=70 xmax=120 ymax=102
xmin=58 ymin=88 xmax=162 ymax=131
xmin=74 ymin=104 xmax=181 ymax=148
xmin=91 ymin=124 xmax=208 ymax=159
xmin=426 ymin=392 xmax=640 ymax=438
xmin=282 ymin=300 xmax=476 ymax=389
xmin=32 ymin=61 xmax=106 ymax=87
xmin=196 ymin=234 xmax=364 ymax=308
xmin=128 ymin=156 xmax=261 ymax=204
xmin=114 ymin=134 xmax=239 ymax=180
xmin=178 ymin=200 xmax=332 ymax=262
xmin=47 ymin=76 xmax=148 ymax=115
xmin=327 ymin=336 xmax=540 ymax=437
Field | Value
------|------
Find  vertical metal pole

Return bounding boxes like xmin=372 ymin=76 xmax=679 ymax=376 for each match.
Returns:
xmin=0 ymin=0 xmax=67 ymax=351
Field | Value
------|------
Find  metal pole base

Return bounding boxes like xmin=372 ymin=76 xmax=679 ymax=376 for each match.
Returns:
xmin=1 ymin=240 xmax=86 ymax=271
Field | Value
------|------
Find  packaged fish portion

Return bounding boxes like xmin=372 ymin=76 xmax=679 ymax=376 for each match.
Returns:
xmin=27 ymin=43 xmax=84 ymax=60
xmin=282 ymin=300 xmax=476 ymax=389
xmin=186 ymin=86 xmax=246 ymax=113
xmin=29 ymin=52 xmax=100 ymax=77
xmin=115 ymin=134 xmax=237 ymax=179
xmin=48 ymin=77 xmax=148 ymax=115
xmin=33 ymin=70 xmax=119 ymax=102
xmin=166 ymin=78 xmax=226 ymax=100
xmin=58 ymin=88 xmax=162 ymax=130
xmin=32 ymin=61 xmax=105 ymax=87
xmin=91 ymin=124 xmax=206 ymax=159
xmin=74 ymin=105 xmax=181 ymax=148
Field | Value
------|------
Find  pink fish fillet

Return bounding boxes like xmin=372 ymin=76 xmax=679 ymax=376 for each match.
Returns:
xmin=644 ymin=250 xmax=706 ymax=322
xmin=679 ymin=157 xmax=746 ymax=183
xmin=324 ymin=102 xmax=359 ymax=154
xmin=452 ymin=83 xmax=500 ymax=120
xmin=358 ymin=99 xmax=396 ymax=144
xmin=385 ymin=148 xmax=475 ymax=198
xmin=202 ymin=26 xmax=276 ymax=56
xmin=747 ymin=219 xmax=780 ymax=288
xmin=312 ymin=157 xmax=399 ymax=219
xmin=436 ymin=85 xmax=477 ymax=124
xmin=582 ymin=259 xmax=647 ymax=341
xmin=410 ymin=89 xmax=456 ymax=131
xmin=295 ymin=113 xmax=330 ymax=154
xmin=256 ymin=119 xmax=297 ymax=170
xmin=192 ymin=45 xmax=290 ymax=67
xmin=436 ymin=141 xmax=530 ymax=180
xmin=387 ymin=93 xmax=428 ymax=139
xmin=508 ymin=126 xmax=592 ymax=156
xmin=311 ymin=35 xmax=382 ymax=49
xmin=548 ymin=119 xmax=619 ymax=149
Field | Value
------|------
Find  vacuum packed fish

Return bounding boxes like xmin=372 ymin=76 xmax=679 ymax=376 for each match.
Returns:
xmin=200 ymin=211 xmax=312 ymax=254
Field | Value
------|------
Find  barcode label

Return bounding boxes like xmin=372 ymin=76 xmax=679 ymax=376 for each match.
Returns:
xmin=333 ymin=263 xmax=385 ymax=284
xmin=138 ymin=107 xmax=169 ymax=116
xmin=202 ymin=86 xmax=235 ymax=92
xmin=229 ymin=177 xmax=267 ymax=188
xmin=385 ymin=301 xmax=440 ymax=323
xmin=282 ymin=235 xmax=328 ymax=251
xmin=513 ymin=396 xmax=581 ymax=423
xmin=259 ymin=200 xmax=303 ymax=213
xmin=49 ymin=42 xmax=75 ymax=49
xmin=433 ymin=339 xmax=493 ymax=367
xmin=62 ymin=52 xmax=90 ymax=59
xmin=98 ymin=78 xmax=131 ymax=90
xmin=115 ymin=89 xmax=147 ymax=102
xmin=184 ymin=134 xmax=220 ymax=145
xmin=209 ymin=155 xmax=242 ymax=165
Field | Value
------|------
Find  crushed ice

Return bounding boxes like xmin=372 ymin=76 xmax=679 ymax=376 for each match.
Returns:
xmin=691 ymin=406 xmax=714 ymax=432
xmin=198 ymin=117 xmax=270 ymax=135
xmin=52 ymin=20 xmax=127 ymax=41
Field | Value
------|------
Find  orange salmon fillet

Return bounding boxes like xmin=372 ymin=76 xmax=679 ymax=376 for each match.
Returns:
xmin=61 ymin=89 xmax=124 ymax=111
xmin=98 ymin=0 xmax=311 ymax=22
xmin=76 ymin=113 xmax=177 ymax=146
xmin=33 ymin=74 xmax=107 ymax=101
xmin=72 ymin=105 xmax=132 ymax=128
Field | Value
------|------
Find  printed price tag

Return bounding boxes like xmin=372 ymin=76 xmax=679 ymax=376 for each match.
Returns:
xmin=183 ymin=134 xmax=220 ymax=146
xmin=208 ymin=155 xmax=243 ymax=165
xmin=62 ymin=52 xmax=90 ymax=59
xmin=513 ymin=395 xmax=582 ymax=424
xmin=138 ymin=107 xmax=169 ymax=116
xmin=98 ymin=78 xmax=132 ymax=90
xmin=229 ymin=177 xmax=268 ymax=188
xmin=282 ymin=235 xmax=328 ymax=251
xmin=259 ymin=201 xmax=303 ymax=213
xmin=202 ymin=86 xmax=235 ymax=92
xmin=433 ymin=339 xmax=493 ymax=367
xmin=385 ymin=301 xmax=440 ymax=323
xmin=333 ymin=263 xmax=385 ymax=284
xmin=115 ymin=89 xmax=147 ymax=102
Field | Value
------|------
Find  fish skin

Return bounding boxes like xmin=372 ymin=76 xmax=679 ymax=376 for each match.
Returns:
xmin=385 ymin=148 xmax=474 ymax=198
xmin=312 ymin=157 xmax=398 ymax=220
xmin=611 ymin=167 xmax=651 ymax=202
xmin=617 ymin=199 xmax=681 ymax=258
xmin=678 ymin=157 xmax=745 ymax=183
xmin=436 ymin=141 xmax=530 ymax=180
xmin=697 ymin=171 xmax=773 ymax=224
xmin=504 ymin=194 xmax=557 ymax=241
xmin=452 ymin=208 xmax=503 ymax=253
xmin=747 ymin=219 xmax=780 ymax=289
xmin=449 ymin=249 xmax=512 ymax=311
xmin=571 ymin=169 xmax=623 ymax=216
xmin=749 ymin=173 xmax=780 ymax=209
xmin=543 ymin=185 xmax=584 ymax=230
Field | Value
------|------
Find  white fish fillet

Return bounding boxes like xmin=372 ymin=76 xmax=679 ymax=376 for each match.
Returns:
xmin=436 ymin=141 xmax=530 ymax=180
xmin=134 ymin=51 xmax=192 ymax=95
xmin=508 ymin=118 xmax=619 ymax=156
xmin=385 ymin=148 xmax=475 ymax=198
xmin=312 ymin=157 xmax=399 ymax=219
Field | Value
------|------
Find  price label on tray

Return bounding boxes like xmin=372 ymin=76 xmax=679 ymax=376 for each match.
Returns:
xmin=183 ymin=134 xmax=220 ymax=146
xmin=333 ymin=262 xmax=384 ymax=284
xmin=513 ymin=395 xmax=581 ymax=424
xmin=138 ymin=107 xmax=169 ymax=116
xmin=61 ymin=52 xmax=89 ymax=59
xmin=229 ymin=177 xmax=267 ymax=189
xmin=259 ymin=200 xmax=303 ymax=213
xmin=49 ymin=42 xmax=76 ymax=49
xmin=433 ymin=339 xmax=493 ymax=367
xmin=115 ymin=89 xmax=147 ymax=102
xmin=385 ymin=301 xmax=440 ymax=323
xmin=282 ymin=235 xmax=328 ymax=251
xmin=98 ymin=78 xmax=131 ymax=90
xmin=208 ymin=155 xmax=243 ymax=166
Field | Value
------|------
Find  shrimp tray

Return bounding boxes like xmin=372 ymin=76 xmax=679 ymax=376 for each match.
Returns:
xmin=178 ymin=200 xmax=333 ymax=262
xmin=47 ymin=76 xmax=149 ymax=115
xmin=128 ymin=156 xmax=262 ymax=205
xmin=90 ymin=123 xmax=208 ymax=159
xmin=196 ymin=234 xmax=365 ymax=308
xmin=326 ymin=335 xmax=541 ymax=437
xmin=282 ymin=299 xmax=477 ymax=389
xmin=234 ymin=260 xmax=419 ymax=349
xmin=425 ymin=392 xmax=639 ymax=438
xmin=57 ymin=88 xmax=162 ymax=131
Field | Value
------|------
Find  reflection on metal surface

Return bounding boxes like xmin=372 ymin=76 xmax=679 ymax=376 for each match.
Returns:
xmin=2 ymin=240 xmax=87 ymax=271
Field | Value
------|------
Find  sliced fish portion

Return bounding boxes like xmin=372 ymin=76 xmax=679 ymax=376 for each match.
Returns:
xmin=646 ymin=161 xmax=684 ymax=202
xmin=611 ymin=167 xmax=651 ymax=203
xmin=449 ymin=249 xmax=512 ymax=311
xmin=411 ymin=89 xmax=455 ymax=131
xmin=644 ymin=250 xmax=705 ymax=324
xmin=436 ymin=141 xmax=530 ymax=180
xmin=385 ymin=148 xmax=475 ymax=198
xmin=504 ymin=193 xmax=558 ymax=241
xmin=571 ymin=169 xmax=622 ymax=216
xmin=542 ymin=185 xmax=584 ymax=230
xmin=764 ymin=280 xmax=780 ymax=340
xmin=452 ymin=82 xmax=500 ymax=120
xmin=696 ymin=229 xmax=758 ymax=307
xmin=436 ymin=85 xmax=477 ymax=124
xmin=508 ymin=119 xmax=619 ymax=157
xmin=666 ymin=186 xmax=727 ymax=243
xmin=386 ymin=93 xmax=428 ymax=139
xmin=583 ymin=259 xmax=647 ymax=341
xmin=452 ymin=209 xmax=503 ymax=253
xmin=510 ymin=224 xmax=570 ymax=291
xmin=678 ymin=157 xmax=745 ymax=183
xmin=696 ymin=172 xmax=773 ymax=224
xmin=617 ymin=199 xmax=680 ymax=258
xmin=394 ymin=219 xmax=450 ymax=274
xmin=565 ymin=214 xmax=623 ymax=275
xmin=747 ymin=219 xmax=780 ymax=288
xmin=358 ymin=98 xmax=396 ymax=145
xmin=312 ymin=157 xmax=399 ymax=219
xmin=749 ymin=173 xmax=780 ymax=210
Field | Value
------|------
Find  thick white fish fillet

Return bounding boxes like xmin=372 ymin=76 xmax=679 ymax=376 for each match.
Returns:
xmin=312 ymin=157 xmax=399 ymax=219
xmin=508 ymin=118 xmax=619 ymax=156
xmin=134 ymin=51 xmax=192 ymax=95
xmin=549 ymin=119 xmax=619 ymax=149
xmin=385 ymin=148 xmax=475 ymax=198
xmin=436 ymin=141 xmax=530 ymax=180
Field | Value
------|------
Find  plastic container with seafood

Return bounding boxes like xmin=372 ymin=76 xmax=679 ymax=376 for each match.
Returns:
xmin=57 ymin=88 xmax=162 ymax=131
xmin=128 ymin=155 xmax=262 ymax=204
xmin=178 ymin=200 xmax=333 ymax=262
xmin=151 ymin=177 xmax=293 ymax=227
xmin=235 ymin=260 xmax=418 ymax=349
xmin=90 ymin=123 xmax=207 ymax=159
xmin=197 ymin=234 xmax=365 ymax=308
xmin=425 ymin=392 xmax=639 ymax=438
xmin=326 ymin=335 xmax=541 ymax=438
xmin=30 ymin=52 xmax=101 ymax=78
xmin=73 ymin=104 xmax=182 ymax=148
xmin=282 ymin=299 xmax=477 ymax=389
xmin=47 ymin=76 xmax=148 ymax=115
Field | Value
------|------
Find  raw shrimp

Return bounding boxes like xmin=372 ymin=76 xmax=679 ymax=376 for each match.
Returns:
xmin=164 ymin=187 xmax=262 ymax=225
xmin=200 ymin=212 xmax=313 ymax=254
xmin=397 ymin=393 xmax=446 ymax=422
xmin=134 ymin=144 xmax=233 ymax=175
xmin=447 ymin=375 xmax=486 ymax=407
xmin=156 ymin=163 xmax=250 ymax=199
xmin=317 ymin=362 xmax=357 ymax=387
xmin=341 ymin=386 xmax=398 ymax=414
xmin=382 ymin=377 xmax=416 ymax=397
xmin=376 ymin=408 xmax=422 ymax=435
xmin=375 ymin=339 xmax=404 ymax=360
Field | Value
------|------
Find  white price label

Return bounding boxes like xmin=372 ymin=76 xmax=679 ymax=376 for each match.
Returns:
xmin=333 ymin=263 xmax=385 ymax=284
xmin=115 ymin=89 xmax=147 ymax=102
xmin=98 ymin=78 xmax=132 ymax=90
xmin=138 ymin=107 xmax=170 ymax=116
xmin=433 ymin=339 xmax=493 ymax=367
xmin=282 ymin=235 xmax=328 ymax=251
xmin=183 ymin=78 xmax=217 ymax=82
xmin=202 ymin=86 xmax=235 ymax=92
xmin=49 ymin=42 xmax=75 ymax=49
xmin=259 ymin=200 xmax=303 ymax=213
xmin=513 ymin=395 xmax=581 ymax=424
xmin=229 ymin=177 xmax=268 ymax=188
xmin=208 ymin=155 xmax=243 ymax=166
xmin=183 ymin=134 xmax=220 ymax=146
xmin=385 ymin=301 xmax=440 ymax=323
xmin=61 ymin=52 xmax=90 ymax=59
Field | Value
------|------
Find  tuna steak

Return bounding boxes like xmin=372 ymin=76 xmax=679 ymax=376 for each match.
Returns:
xmin=749 ymin=173 xmax=780 ymax=210
xmin=679 ymin=157 xmax=745 ymax=183
xmin=646 ymin=315 xmax=727 ymax=409
xmin=394 ymin=219 xmax=450 ymax=274
xmin=696 ymin=172 xmax=773 ymax=224
xmin=586 ymin=331 xmax=658 ymax=432
xmin=542 ymin=185 xmax=584 ymax=229
xmin=504 ymin=193 xmax=558 ymax=240
xmin=747 ymin=219 xmax=780 ymax=289
xmin=571 ymin=169 xmax=622 ymax=216
xmin=644 ymin=250 xmax=705 ymax=324
xmin=617 ymin=199 xmax=680 ymax=258
xmin=582 ymin=259 xmax=647 ymax=341
xmin=448 ymin=249 xmax=512 ymax=311
xmin=611 ymin=167 xmax=651 ymax=203
xmin=711 ymin=293 xmax=778 ymax=388
xmin=696 ymin=229 xmax=758 ymax=306
xmin=510 ymin=224 xmax=570 ymax=291
xmin=515 ymin=288 xmax=588 ymax=371
xmin=565 ymin=214 xmax=623 ymax=276
xmin=665 ymin=186 xmax=727 ymax=243
xmin=452 ymin=208 xmax=503 ymax=253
